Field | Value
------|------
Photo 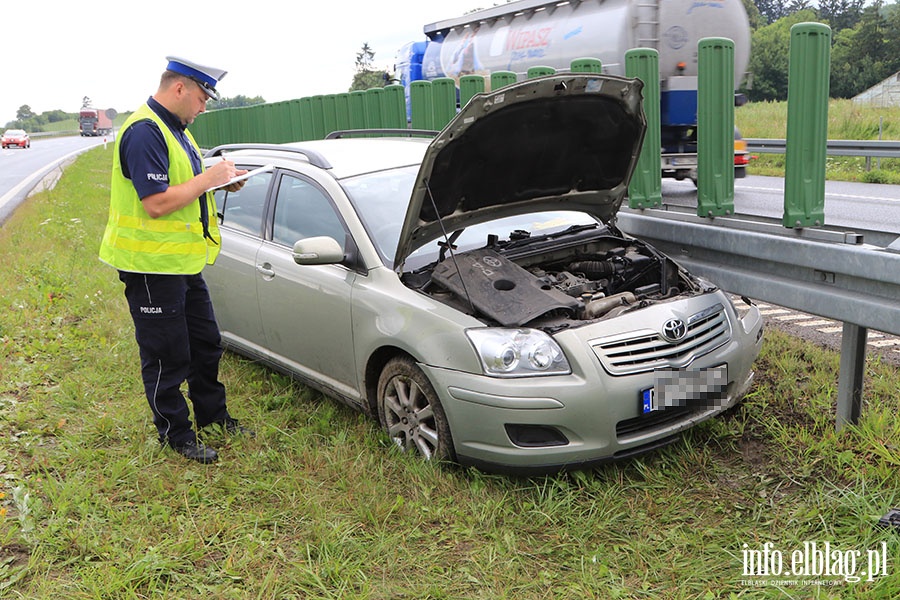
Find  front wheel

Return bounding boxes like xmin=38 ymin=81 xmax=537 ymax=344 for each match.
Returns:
xmin=377 ymin=356 xmax=454 ymax=462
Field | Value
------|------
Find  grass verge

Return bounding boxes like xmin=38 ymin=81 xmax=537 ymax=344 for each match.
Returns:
xmin=1 ymin=147 xmax=899 ymax=599
xmin=736 ymin=99 xmax=900 ymax=184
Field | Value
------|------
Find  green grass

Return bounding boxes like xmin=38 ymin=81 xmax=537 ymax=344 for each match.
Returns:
xmin=736 ymin=99 xmax=900 ymax=183
xmin=1 ymin=147 xmax=900 ymax=598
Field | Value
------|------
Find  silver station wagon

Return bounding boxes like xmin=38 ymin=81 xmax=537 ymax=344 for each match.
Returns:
xmin=204 ymin=74 xmax=763 ymax=474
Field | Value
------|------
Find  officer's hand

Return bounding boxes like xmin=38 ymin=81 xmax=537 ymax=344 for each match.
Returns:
xmin=221 ymin=178 xmax=248 ymax=193
xmin=205 ymin=160 xmax=248 ymax=190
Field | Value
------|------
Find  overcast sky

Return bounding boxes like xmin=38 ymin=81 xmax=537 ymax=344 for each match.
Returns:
xmin=2 ymin=0 xmax=483 ymax=125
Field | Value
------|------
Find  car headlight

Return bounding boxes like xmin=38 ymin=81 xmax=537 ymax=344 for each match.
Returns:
xmin=465 ymin=328 xmax=571 ymax=377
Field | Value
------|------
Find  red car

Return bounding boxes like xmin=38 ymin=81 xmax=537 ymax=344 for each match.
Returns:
xmin=1 ymin=129 xmax=30 ymax=149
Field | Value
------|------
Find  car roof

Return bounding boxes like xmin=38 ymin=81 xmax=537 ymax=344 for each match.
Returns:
xmin=211 ymin=137 xmax=430 ymax=179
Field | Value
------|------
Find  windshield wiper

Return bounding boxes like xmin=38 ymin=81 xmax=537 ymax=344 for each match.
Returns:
xmin=502 ymin=223 xmax=601 ymax=250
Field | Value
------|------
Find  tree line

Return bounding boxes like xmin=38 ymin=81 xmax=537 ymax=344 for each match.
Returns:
xmin=4 ymin=95 xmax=266 ymax=131
xmin=744 ymin=0 xmax=900 ymax=101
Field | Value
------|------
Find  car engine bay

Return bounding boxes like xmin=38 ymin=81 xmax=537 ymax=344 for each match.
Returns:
xmin=402 ymin=225 xmax=712 ymax=331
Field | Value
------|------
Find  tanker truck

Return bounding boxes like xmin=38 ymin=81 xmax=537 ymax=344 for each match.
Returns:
xmin=395 ymin=0 xmax=752 ymax=182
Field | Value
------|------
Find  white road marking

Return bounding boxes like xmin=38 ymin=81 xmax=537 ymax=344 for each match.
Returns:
xmin=796 ymin=320 xmax=834 ymax=327
xmin=774 ymin=314 xmax=814 ymax=321
xmin=818 ymin=327 xmax=845 ymax=334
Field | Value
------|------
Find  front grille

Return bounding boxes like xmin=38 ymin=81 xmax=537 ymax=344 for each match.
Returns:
xmin=616 ymin=407 xmax=693 ymax=439
xmin=591 ymin=303 xmax=731 ymax=376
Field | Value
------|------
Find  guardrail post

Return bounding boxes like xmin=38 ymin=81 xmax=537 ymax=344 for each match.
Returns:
xmin=697 ymin=37 xmax=735 ymax=217
xmin=836 ymin=323 xmax=867 ymax=430
xmin=625 ymin=49 xmax=662 ymax=209
xmin=784 ymin=23 xmax=831 ymax=228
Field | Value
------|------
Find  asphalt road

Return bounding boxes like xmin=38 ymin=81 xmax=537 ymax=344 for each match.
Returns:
xmin=0 ymin=134 xmax=109 ymax=224
xmin=661 ymin=175 xmax=900 ymax=235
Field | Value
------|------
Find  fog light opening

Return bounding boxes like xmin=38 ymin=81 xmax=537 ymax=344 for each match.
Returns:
xmin=505 ymin=424 xmax=569 ymax=448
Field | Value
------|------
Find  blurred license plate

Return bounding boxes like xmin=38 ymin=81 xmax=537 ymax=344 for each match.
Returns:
xmin=641 ymin=365 xmax=728 ymax=413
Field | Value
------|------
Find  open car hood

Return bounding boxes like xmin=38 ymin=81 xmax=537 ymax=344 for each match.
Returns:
xmin=394 ymin=74 xmax=646 ymax=271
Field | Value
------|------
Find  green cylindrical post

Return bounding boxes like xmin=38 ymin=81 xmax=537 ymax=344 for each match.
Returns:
xmin=460 ymin=75 xmax=486 ymax=108
xmin=697 ymin=37 xmax=735 ymax=217
xmin=309 ymin=95 xmax=327 ymax=140
xmin=571 ymin=57 xmax=603 ymax=73
xmin=240 ymin=106 xmax=254 ymax=142
xmin=349 ymin=91 xmax=368 ymax=131
xmin=527 ymin=66 xmax=555 ymax=79
xmin=491 ymin=71 xmax=517 ymax=90
xmin=382 ymin=85 xmax=407 ymax=129
xmin=334 ymin=93 xmax=351 ymax=132
xmin=365 ymin=88 xmax=385 ymax=130
xmin=410 ymin=81 xmax=434 ymax=131
xmin=288 ymin=99 xmax=305 ymax=141
xmin=322 ymin=95 xmax=338 ymax=138
xmin=269 ymin=101 xmax=290 ymax=143
xmin=222 ymin=109 xmax=236 ymax=145
xmin=299 ymin=97 xmax=314 ymax=141
xmin=784 ymin=23 xmax=831 ymax=228
xmin=432 ymin=77 xmax=457 ymax=129
xmin=625 ymin=49 xmax=662 ymax=209
xmin=192 ymin=112 xmax=210 ymax=147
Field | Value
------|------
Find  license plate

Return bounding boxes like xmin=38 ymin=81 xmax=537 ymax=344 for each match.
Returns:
xmin=641 ymin=365 xmax=728 ymax=413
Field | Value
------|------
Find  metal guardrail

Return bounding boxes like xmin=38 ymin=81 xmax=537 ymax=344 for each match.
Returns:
xmin=618 ymin=209 xmax=900 ymax=336
xmin=617 ymin=208 xmax=900 ymax=431
xmin=29 ymin=130 xmax=81 ymax=138
xmin=746 ymin=138 xmax=900 ymax=159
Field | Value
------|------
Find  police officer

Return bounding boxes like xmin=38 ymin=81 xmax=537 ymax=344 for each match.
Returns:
xmin=99 ymin=56 xmax=251 ymax=464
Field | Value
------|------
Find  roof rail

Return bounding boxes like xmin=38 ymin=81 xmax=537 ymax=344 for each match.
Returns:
xmin=204 ymin=143 xmax=332 ymax=169
xmin=325 ymin=129 xmax=439 ymax=139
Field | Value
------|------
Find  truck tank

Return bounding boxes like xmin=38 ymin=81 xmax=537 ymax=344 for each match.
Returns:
xmin=419 ymin=0 xmax=751 ymax=90
xmin=402 ymin=0 xmax=752 ymax=183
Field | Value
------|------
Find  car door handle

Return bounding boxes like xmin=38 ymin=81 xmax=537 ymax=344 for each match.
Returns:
xmin=256 ymin=263 xmax=275 ymax=278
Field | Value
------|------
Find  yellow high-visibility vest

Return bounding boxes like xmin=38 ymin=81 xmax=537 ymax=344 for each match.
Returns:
xmin=99 ymin=103 xmax=221 ymax=274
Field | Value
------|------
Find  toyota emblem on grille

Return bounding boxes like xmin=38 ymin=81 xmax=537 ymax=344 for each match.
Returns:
xmin=662 ymin=318 xmax=687 ymax=342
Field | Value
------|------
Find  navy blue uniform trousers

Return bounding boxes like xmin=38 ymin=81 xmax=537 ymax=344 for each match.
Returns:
xmin=119 ymin=271 xmax=230 ymax=446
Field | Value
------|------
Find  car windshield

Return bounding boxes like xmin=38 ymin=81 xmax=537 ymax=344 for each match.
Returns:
xmin=5 ymin=130 xmax=25 ymax=136
xmin=340 ymin=165 xmax=601 ymax=270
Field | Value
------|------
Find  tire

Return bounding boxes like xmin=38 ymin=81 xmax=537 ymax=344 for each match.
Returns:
xmin=376 ymin=356 xmax=454 ymax=462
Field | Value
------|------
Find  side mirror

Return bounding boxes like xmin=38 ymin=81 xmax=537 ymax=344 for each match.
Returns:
xmin=292 ymin=236 xmax=345 ymax=265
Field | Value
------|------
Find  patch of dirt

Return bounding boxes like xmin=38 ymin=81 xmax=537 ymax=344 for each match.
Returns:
xmin=738 ymin=435 xmax=768 ymax=469
xmin=1 ymin=543 xmax=30 ymax=567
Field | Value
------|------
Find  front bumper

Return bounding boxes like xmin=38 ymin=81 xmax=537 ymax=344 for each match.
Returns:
xmin=421 ymin=297 xmax=763 ymax=474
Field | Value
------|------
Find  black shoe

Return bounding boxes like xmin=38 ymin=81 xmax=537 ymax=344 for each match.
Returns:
xmin=169 ymin=439 xmax=218 ymax=464
xmin=221 ymin=418 xmax=255 ymax=438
